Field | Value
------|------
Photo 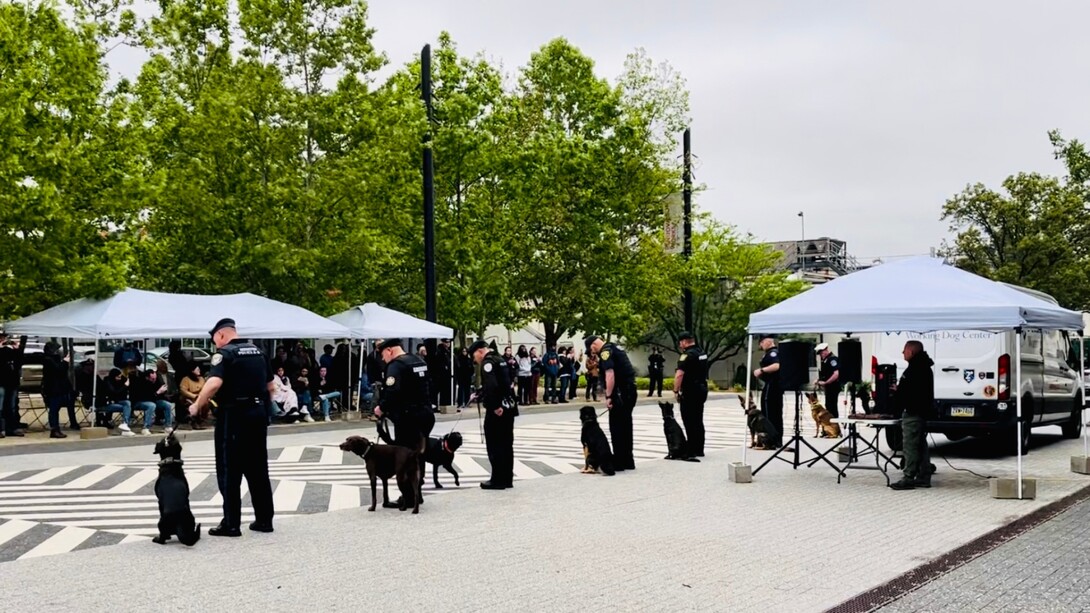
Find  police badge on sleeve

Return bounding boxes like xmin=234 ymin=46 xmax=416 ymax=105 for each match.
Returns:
xmin=211 ymin=354 xmax=223 ymax=366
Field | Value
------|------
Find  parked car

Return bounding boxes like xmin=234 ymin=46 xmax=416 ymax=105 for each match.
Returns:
xmin=16 ymin=341 xmax=45 ymax=392
xmin=144 ymin=346 xmax=213 ymax=373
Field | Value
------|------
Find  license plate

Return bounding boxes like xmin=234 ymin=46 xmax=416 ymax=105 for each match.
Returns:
xmin=950 ymin=406 xmax=975 ymax=417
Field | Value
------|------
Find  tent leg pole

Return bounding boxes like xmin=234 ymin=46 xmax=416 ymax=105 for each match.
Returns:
xmin=1081 ymin=332 xmax=1087 ymax=458
xmin=743 ymin=335 xmax=754 ymax=466
xmin=1016 ymin=331 xmax=1023 ymax=499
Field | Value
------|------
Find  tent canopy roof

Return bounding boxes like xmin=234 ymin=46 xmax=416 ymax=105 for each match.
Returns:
xmin=328 ymin=303 xmax=453 ymax=340
xmin=5 ymin=288 xmax=351 ymax=339
xmin=748 ymin=257 xmax=1084 ymax=334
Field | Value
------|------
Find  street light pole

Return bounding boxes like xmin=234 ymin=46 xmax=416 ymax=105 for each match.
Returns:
xmin=683 ymin=128 xmax=693 ymax=333
xmin=798 ymin=211 xmax=805 ymax=271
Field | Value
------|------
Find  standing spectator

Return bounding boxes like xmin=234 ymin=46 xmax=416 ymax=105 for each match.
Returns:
xmin=0 ymin=333 xmax=22 ymax=437
xmin=432 ymin=339 xmax=453 ymax=408
xmin=542 ymin=345 xmax=560 ymax=404
xmin=569 ymin=350 xmax=582 ymax=400
xmin=366 ymin=341 xmax=384 ymax=400
xmin=271 ymin=346 xmax=291 ymax=378
xmin=167 ymin=341 xmax=189 ymax=377
xmin=647 ymin=347 xmax=665 ymax=398
xmin=584 ymin=352 xmax=600 ymax=401
xmin=41 ymin=342 xmax=73 ymax=439
xmin=132 ymin=370 xmax=174 ymax=435
xmin=529 ymin=348 xmax=542 ymax=405
xmin=330 ymin=343 xmax=352 ymax=408
xmin=516 ymin=345 xmax=532 ymax=404
xmin=502 ymin=346 xmax=519 ymax=394
xmin=113 ymin=341 xmax=143 ymax=377
xmin=417 ymin=344 xmax=428 ymax=359
xmin=456 ymin=347 xmax=474 ymax=408
xmin=557 ymin=348 xmax=572 ymax=404
xmin=179 ymin=363 xmax=207 ymax=429
xmin=319 ymin=344 xmax=335 ymax=371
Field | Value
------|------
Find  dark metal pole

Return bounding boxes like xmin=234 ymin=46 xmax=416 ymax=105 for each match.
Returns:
xmin=422 ymin=44 xmax=437 ymax=324
xmin=682 ymin=128 xmax=693 ymax=332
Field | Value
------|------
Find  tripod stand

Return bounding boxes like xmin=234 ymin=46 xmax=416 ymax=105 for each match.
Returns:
xmin=753 ymin=391 xmax=841 ymax=475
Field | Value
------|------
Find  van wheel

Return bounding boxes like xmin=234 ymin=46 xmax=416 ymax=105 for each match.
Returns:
xmin=1061 ymin=402 xmax=1083 ymax=439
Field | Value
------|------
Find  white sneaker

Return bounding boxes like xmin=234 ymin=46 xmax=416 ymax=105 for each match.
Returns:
xmin=141 ymin=428 xmax=152 ymax=436
xmin=303 ymin=414 xmax=315 ymax=423
xmin=323 ymin=416 xmax=331 ymax=422
xmin=119 ymin=423 xmax=134 ymax=437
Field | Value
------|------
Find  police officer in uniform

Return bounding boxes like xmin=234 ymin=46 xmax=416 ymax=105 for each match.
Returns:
xmin=372 ymin=338 xmax=433 ymax=506
xmin=753 ymin=334 xmax=783 ymax=448
xmin=190 ymin=318 xmax=275 ymax=537
xmin=814 ymin=342 xmax=842 ymax=418
xmin=672 ymin=331 xmax=709 ymax=457
xmin=470 ymin=340 xmax=516 ymax=490
xmin=586 ymin=335 xmax=637 ymax=471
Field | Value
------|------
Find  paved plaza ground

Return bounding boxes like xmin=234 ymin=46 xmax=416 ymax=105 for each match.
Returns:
xmin=1 ymin=394 xmax=1089 ymax=611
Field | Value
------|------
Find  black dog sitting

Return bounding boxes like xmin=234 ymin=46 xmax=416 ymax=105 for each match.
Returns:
xmin=422 ymin=431 xmax=463 ymax=488
xmin=152 ymin=431 xmax=201 ymax=546
xmin=579 ymin=406 xmax=615 ymax=475
xmin=659 ymin=401 xmax=699 ymax=462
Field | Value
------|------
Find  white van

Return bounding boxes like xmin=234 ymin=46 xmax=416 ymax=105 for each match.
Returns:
xmin=869 ymin=325 xmax=1082 ymax=453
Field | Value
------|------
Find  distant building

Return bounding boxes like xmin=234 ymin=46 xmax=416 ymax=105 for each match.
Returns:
xmin=764 ymin=237 xmax=861 ymax=284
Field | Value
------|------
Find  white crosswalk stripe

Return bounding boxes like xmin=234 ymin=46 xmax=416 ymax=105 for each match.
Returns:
xmin=0 ymin=405 xmax=750 ymax=561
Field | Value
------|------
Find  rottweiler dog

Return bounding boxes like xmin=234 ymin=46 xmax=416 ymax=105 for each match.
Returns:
xmin=152 ymin=431 xmax=201 ymax=546
xmin=805 ymin=391 xmax=842 ymax=438
xmin=658 ymin=401 xmax=700 ymax=462
xmin=340 ymin=435 xmax=421 ymax=514
xmin=579 ymin=405 xmax=615 ymax=475
xmin=423 ymin=431 xmax=463 ymax=489
xmin=740 ymin=393 xmax=778 ymax=450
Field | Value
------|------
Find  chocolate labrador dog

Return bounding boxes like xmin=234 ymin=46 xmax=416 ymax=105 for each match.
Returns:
xmin=340 ymin=435 xmax=421 ymax=514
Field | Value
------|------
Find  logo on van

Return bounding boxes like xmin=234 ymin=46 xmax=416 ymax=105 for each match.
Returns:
xmin=963 ymin=369 xmax=975 ymax=384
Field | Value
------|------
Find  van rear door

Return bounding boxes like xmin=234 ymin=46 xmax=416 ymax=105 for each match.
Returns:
xmin=930 ymin=331 xmax=1003 ymax=418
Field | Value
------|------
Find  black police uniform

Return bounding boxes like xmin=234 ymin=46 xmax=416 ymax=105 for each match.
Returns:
xmin=819 ymin=352 xmax=841 ymax=418
xmin=599 ymin=342 xmax=637 ymax=471
xmin=647 ymin=352 xmax=665 ymax=397
xmin=676 ymin=344 xmax=709 ymax=456
xmin=382 ymin=353 xmax=434 ymax=496
xmin=480 ymin=350 xmax=517 ymax=489
xmin=208 ymin=339 xmax=275 ymax=533
xmin=758 ymin=345 xmax=784 ymax=447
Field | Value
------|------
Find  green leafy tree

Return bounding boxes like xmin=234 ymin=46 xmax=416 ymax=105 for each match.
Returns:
xmin=942 ymin=162 xmax=1090 ymax=310
xmin=642 ymin=222 xmax=808 ymax=364
xmin=0 ymin=2 xmax=141 ymax=319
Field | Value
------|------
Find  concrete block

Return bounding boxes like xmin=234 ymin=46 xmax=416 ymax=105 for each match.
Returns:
xmin=836 ymin=447 xmax=852 ymax=464
xmin=341 ymin=410 xmax=363 ymax=422
xmin=1071 ymin=456 xmax=1090 ymax=475
xmin=989 ymin=477 xmax=1037 ymax=499
xmin=79 ymin=426 xmax=109 ymax=440
xmin=728 ymin=462 xmax=752 ymax=484
xmin=439 ymin=405 xmax=455 ymax=415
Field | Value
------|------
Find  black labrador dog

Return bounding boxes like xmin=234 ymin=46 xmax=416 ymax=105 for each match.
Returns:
xmin=423 ymin=431 xmax=463 ymax=488
xmin=340 ymin=435 xmax=421 ymax=514
xmin=152 ymin=431 xmax=201 ymax=546
xmin=659 ymin=401 xmax=699 ymax=462
xmin=579 ymin=406 xmax=615 ymax=476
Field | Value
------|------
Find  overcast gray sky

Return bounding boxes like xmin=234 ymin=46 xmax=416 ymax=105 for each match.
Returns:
xmin=362 ymin=0 xmax=1090 ymax=263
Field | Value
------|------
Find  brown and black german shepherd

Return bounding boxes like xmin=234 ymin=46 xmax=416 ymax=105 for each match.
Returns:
xmin=805 ymin=392 xmax=841 ymax=438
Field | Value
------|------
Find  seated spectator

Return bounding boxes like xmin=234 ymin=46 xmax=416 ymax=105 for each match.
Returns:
xmin=312 ymin=366 xmax=341 ymax=422
xmin=132 ymin=369 xmax=173 ymax=435
xmin=100 ymin=368 xmax=134 ymax=435
xmin=179 ymin=363 xmax=206 ymax=430
xmin=293 ymin=367 xmax=312 ymax=413
xmin=272 ymin=366 xmax=313 ymax=422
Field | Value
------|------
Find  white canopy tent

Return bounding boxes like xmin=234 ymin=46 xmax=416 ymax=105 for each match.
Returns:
xmin=6 ymin=288 xmax=351 ymax=339
xmin=743 ymin=256 xmax=1085 ymax=498
xmin=329 ymin=303 xmax=453 ymax=340
xmin=329 ymin=303 xmax=455 ymax=409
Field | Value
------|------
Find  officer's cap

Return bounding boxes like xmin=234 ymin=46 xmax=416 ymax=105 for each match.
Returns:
xmin=584 ymin=335 xmax=600 ymax=352
xmin=209 ymin=318 xmax=236 ymax=337
xmin=468 ymin=340 xmax=489 ymax=354
xmin=376 ymin=338 xmax=403 ymax=352
xmin=678 ymin=331 xmax=695 ymax=342
xmin=815 ymin=343 xmax=829 ymax=353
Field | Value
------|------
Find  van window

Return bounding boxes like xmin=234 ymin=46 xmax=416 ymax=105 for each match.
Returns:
xmin=1043 ymin=331 xmax=1063 ymax=360
xmin=1020 ymin=331 xmax=1042 ymax=357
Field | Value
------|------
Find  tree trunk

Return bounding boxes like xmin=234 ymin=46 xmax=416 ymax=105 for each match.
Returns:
xmin=543 ymin=321 xmax=560 ymax=348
